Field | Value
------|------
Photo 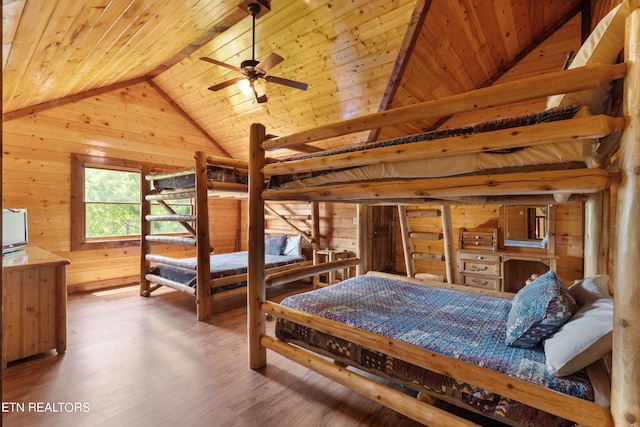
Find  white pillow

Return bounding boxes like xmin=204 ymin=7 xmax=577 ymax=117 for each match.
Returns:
xmin=282 ymin=235 xmax=302 ymax=257
xmin=546 ymin=3 xmax=629 ymax=115
xmin=569 ymin=274 xmax=610 ymax=304
xmin=544 ymin=275 xmax=612 ymax=377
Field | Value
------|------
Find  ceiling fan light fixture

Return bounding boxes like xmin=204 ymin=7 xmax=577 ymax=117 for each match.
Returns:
xmin=201 ymin=1 xmax=307 ymax=101
xmin=237 ymin=78 xmax=253 ymax=96
xmin=253 ymin=79 xmax=268 ymax=103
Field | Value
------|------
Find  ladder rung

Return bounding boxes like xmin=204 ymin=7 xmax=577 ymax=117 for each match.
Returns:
xmin=409 ymin=231 xmax=443 ymax=240
xmin=146 ymin=190 xmax=196 ymax=201
xmin=144 ymin=274 xmax=196 ymax=296
xmin=411 ymin=252 xmax=445 ymax=262
xmin=145 ymin=235 xmax=197 ymax=246
xmin=145 ymin=254 xmax=196 ymax=270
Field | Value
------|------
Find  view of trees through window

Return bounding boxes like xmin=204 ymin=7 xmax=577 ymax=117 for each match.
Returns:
xmin=84 ymin=167 xmax=192 ymax=238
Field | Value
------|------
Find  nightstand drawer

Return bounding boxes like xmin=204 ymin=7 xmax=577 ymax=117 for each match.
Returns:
xmin=459 ymin=252 xmax=501 ymax=263
xmin=460 ymin=260 xmax=500 ymax=276
xmin=461 ymin=274 xmax=501 ymax=290
xmin=460 ymin=231 xmax=496 ymax=250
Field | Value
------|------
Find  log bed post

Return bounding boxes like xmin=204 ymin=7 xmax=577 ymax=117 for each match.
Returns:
xmin=248 ymin=123 xmax=267 ymax=369
xmin=194 ymin=151 xmax=212 ymax=321
xmin=599 ymin=188 xmax=611 ymax=276
xmin=311 ymin=202 xmax=320 ymax=288
xmin=612 ymin=3 xmax=640 ymax=425
xmin=140 ymin=165 xmax=152 ymax=296
xmin=584 ymin=192 xmax=603 ymax=276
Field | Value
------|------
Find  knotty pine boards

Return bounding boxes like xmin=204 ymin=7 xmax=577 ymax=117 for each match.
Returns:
xmin=2 ymin=81 xmax=231 ymax=292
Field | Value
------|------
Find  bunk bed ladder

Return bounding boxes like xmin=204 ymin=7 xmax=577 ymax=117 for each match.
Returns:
xmin=398 ymin=205 xmax=455 ymax=283
xmin=140 ymin=152 xmax=213 ymax=321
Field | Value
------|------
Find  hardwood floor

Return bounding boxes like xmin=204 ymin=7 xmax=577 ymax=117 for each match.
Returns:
xmin=2 ymin=285 xmax=433 ymax=427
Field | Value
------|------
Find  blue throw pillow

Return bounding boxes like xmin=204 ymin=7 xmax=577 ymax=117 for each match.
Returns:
xmin=505 ymin=270 xmax=577 ymax=348
xmin=265 ymin=234 xmax=287 ymax=256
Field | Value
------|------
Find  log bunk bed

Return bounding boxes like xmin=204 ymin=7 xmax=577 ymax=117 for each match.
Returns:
xmin=140 ymin=151 xmax=318 ymax=321
xmin=246 ymin=2 xmax=639 ymax=426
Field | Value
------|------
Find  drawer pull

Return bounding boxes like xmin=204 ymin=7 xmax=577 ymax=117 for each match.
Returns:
xmin=475 ymin=256 xmax=484 ymax=260
xmin=474 ymin=235 xmax=481 ymax=239
xmin=470 ymin=265 xmax=489 ymax=272
xmin=471 ymin=278 xmax=489 ymax=286
xmin=474 ymin=242 xmax=480 ymax=245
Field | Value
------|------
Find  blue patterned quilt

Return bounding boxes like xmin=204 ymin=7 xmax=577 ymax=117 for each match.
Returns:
xmin=276 ymin=274 xmax=593 ymax=426
xmin=149 ymin=251 xmax=304 ymax=292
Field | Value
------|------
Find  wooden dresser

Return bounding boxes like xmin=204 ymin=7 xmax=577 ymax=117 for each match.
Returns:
xmin=2 ymin=247 xmax=70 ymax=367
xmin=458 ymin=250 xmax=503 ymax=290
xmin=457 ymin=228 xmax=500 ymax=290
xmin=457 ymin=227 xmax=558 ymax=292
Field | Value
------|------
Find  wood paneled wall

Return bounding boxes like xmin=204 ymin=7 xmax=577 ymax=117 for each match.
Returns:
xmin=240 ymin=201 xmax=358 ymax=257
xmin=392 ymin=204 xmax=584 ymax=285
xmin=2 ymin=82 xmax=232 ymax=292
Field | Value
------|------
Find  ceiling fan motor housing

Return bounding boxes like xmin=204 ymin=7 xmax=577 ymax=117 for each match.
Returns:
xmin=240 ymin=59 xmax=262 ymax=79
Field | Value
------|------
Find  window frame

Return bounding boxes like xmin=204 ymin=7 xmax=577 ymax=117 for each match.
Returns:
xmin=71 ymin=154 xmax=190 ymax=251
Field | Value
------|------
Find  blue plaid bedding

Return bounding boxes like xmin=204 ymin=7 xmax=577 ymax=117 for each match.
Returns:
xmin=149 ymin=251 xmax=304 ymax=292
xmin=276 ymin=274 xmax=593 ymax=426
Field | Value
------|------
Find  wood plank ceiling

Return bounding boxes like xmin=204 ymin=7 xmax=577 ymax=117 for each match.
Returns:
xmin=3 ymin=0 xmax=586 ymax=161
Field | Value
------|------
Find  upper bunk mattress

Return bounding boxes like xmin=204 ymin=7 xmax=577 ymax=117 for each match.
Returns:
xmin=152 ymin=165 xmax=248 ymax=191
xmin=273 ymin=105 xmax=592 ymax=189
xmin=275 ymin=274 xmax=593 ymax=426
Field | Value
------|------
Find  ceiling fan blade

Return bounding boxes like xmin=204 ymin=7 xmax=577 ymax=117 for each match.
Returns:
xmin=208 ymin=77 xmax=242 ymax=91
xmin=265 ymin=75 xmax=309 ymax=91
xmin=255 ymin=52 xmax=284 ymax=73
xmin=199 ymin=57 xmax=241 ymax=72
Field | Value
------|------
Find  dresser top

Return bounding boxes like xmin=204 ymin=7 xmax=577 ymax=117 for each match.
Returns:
xmin=2 ymin=246 xmax=70 ymax=270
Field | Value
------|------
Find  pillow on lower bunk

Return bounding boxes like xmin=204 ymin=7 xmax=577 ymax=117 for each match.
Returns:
xmin=544 ymin=275 xmax=613 ymax=376
xmin=283 ymin=235 xmax=303 ymax=257
xmin=265 ymin=234 xmax=287 ymax=255
xmin=506 ymin=270 xmax=577 ymax=348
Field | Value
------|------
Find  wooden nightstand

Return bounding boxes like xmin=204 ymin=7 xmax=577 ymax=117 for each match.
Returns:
xmin=314 ymin=249 xmax=350 ymax=287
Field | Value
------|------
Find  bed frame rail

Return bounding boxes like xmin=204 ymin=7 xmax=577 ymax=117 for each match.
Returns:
xmin=264 ymin=115 xmax=623 ymax=177
xmin=263 ymin=63 xmax=625 ymax=151
xmin=261 ymin=335 xmax=481 ymax=427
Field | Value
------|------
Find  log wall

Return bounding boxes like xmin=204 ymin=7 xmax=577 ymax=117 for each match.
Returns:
xmin=2 ymin=81 xmax=232 ymax=292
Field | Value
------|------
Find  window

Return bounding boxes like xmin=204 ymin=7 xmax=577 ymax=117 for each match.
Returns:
xmin=84 ymin=166 xmax=141 ymax=239
xmin=71 ymin=154 xmax=193 ymax=250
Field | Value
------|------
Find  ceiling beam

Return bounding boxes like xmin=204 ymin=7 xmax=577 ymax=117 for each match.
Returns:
xmin=2 ymin=77 xmax=147 ymax=122
xmin=480 ymin=2 xmax=584 ymax=89
xmin=367 ymin=1 xmax=584 ymax=142
xmin=147 ymin=80 xmax=232 ymax=158
xmin=581 ymin=0 xmax=592 ymax=43
xmin=367 ymin=0 xmax=433 ymax=143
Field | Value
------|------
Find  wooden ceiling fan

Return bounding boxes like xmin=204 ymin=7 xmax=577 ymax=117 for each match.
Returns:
xmin=200 ymin=2 xmax=308 ymax=103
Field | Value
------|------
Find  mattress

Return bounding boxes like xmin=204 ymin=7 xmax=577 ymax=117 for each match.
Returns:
xmin=149 ymin=251 xmax=304 ymax=292
xmin=275 ymin=274 xmax=593 ymax=426
xmin=272 ymin=106 xmax=592 ymax=189
xmin=152 ymin=165 xmax=248 ymax=190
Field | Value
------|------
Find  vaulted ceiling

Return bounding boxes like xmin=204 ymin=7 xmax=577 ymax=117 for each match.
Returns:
xmin=3 ymin=0 xmax=596 ymax=161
